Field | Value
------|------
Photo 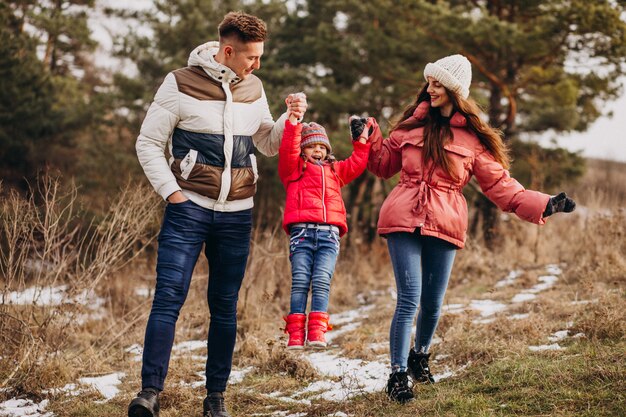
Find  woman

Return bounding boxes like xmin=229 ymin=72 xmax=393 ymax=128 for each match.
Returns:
xmin=364 ymin=54 xmax=576 ymax=403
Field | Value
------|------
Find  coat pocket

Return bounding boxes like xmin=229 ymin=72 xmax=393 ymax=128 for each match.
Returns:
xmin=179 ymin=149 xmax=198 ymax=180
xmin=442 ymin=144 xmax=474 ymax=182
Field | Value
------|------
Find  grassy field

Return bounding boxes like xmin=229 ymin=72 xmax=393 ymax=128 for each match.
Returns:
xmin=1 ymin=159 xmax=624 ymax=416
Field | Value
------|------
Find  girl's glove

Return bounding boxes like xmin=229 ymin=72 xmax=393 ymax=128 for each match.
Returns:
xmin=543 ymin=192 xmax=576 ymax=217
xmin=349 ymin=115 xmax=374 ymax=141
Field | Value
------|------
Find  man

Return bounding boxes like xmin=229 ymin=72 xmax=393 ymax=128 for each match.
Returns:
xmin=129 ymin=11 xmax=307 ymax=417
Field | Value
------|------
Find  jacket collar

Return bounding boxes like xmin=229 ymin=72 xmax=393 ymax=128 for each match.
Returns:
xmin=412 ymin=101 xmax=467 ymax=127
xmin=187 ymin=41 xmax=242 ymax=85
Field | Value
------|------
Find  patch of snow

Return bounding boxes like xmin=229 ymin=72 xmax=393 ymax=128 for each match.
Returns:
xmin=263 ymin=392 xmax=311 ymax=406
xmin=469 ymin=300 xmax=507 ymax=317
xmin=442 ymin=303 xmax=465 ymax=314
xmin=509 ymin=313 xmax=530 ymax=320
xmin=229 ymin=366 xmax=253 ymax=384
xmin=6 ymin=286 xmax=104 ymax=309
xmin=0 ymin=399 xmax=53 ymax=417
xmin=326 ymin=305 xmax=374 ymax=344
xmin=297 ymin=352 xmax=388 ymax=401
xmin=134 ymin=287 xmax=151 ymax=297
xmin=544 ymin=264 xmax=562 ymax=275
xmin=433 ymin=362 xmax=469 ymax=382
xmin=125 ymin=344 xmax=143 ymax=361
xmin=572 ymin=333 xmax=585 ymax=339
xmin=388 ymin=287 xmax=397 ymax=301
xmin=172 ymin=340 xmax=206 ymax=352
xmin=328 ymin=412 xmax=349 ymax=417
xmin=570 ymin=299 xmax=598 ymax=305
xmin=78 ymin=372 xmax=125 ymax=401
xmin=367 ymin=342 xmax=387 ymax=351
xmin=472 ymin=317 xmax=496 ymax=324
xmin=185 ymin=367 xmax=251 ymax=389
xmin=331 ymin=305 xmax=374 ymax=326
xmin=511 ymin=271 xmax=559 ymax=303
xmin=529 ymin=344 xmax=563 ymax=352
xmin=528 ymin=275 xmax=558 ymax=293
xmin=356 ymin=290 xmax=385 ymax=305
xmin=512 ymin=292 xmax=537 ymax=303
xmin=495 ymin=270 xmax=523 ymax=288
xmin=548 ymin=330 xmax=569 ymax=342
xmin=41 ymin=383 xmax=79 ymax=397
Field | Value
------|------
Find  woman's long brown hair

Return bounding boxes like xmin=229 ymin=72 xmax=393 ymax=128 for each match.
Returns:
xmin=391 ymin=84 xmax=511 ymax=179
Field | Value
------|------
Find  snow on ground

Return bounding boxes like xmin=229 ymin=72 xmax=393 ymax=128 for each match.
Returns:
xmin=6 ymin=286 xmax=104 ymax=309
xmin=19 ymin=368 xmax=133 ymax=414
xmin=511 ymin=265 xmax=562 ymax=303
xmin=79 ymin=373 xmax=125 ymax=401
xmin=442 ymin=303 xmax=465 ymax=314
xmin=0 ymin=399 xmax=53 ymax=417
xmin=172 ymin=340 xmax=206 ymax=353
xmin=529 ymin=344 xmax=563 ymax=351
xmin=134 ymin=287 xmax=151 ymax=297
xmin=297 ymin=352 xmax=388 ymax=401
xmin=548 ymin=330 xmax=570 ymax=342
xmin=326 ymin=305 xmax=375 ymax=345
xmin=469 ymin=299 xmax=507 ymax=324
xmin=5 ymin=263 xmax=583 ymax=414
xmin=495 ymin=270 xmax=523 ymax=288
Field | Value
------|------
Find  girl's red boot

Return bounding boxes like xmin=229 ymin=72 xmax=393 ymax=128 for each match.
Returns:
xmin=283 ymin=313 xmax=306 ymax=349
xmin=307 ymin=311 xmax=332 ymax=348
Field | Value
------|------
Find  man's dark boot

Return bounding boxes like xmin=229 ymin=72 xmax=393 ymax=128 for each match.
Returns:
xmin=386 ymin=371 xmax=414 ymax=403
xmin=407 ymin=349 xmax=435 ymax=383
xmin=203 ymin=392 xmax=231 ymax=417
xmin=128 ymin=388 xmax=160 ymax=417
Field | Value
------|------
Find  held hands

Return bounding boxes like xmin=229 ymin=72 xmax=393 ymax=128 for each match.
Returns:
xmin=285 ymin=92 xmax=307 ymax=124
xmin=349 ymin=115 xmax=376 ymax=143
xmin=543 ymin=192 xmax=576 ymax=217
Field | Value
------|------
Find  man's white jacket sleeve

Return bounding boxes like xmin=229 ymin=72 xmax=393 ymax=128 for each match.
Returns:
xmin=252 ymin=87 xmax=288 ymax=157
xmin=136 ymin=73 xmax=181 ymax=201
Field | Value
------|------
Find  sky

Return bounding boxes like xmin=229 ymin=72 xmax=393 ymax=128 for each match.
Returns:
xmin=525 ymin=90 xmax=626 ymax=163
xmin=91 ymin=0 xmax=626 ymax=163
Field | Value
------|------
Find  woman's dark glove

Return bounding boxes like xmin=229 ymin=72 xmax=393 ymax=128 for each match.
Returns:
xmin=349 ymin=115 xmax=373 ymax=141
xmin=543 ymin=192 xmax=576 ymax=217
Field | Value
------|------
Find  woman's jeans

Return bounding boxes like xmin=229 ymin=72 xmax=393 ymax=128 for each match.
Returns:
xmin=141 ymin=200 xmax=252 ymax=392
xmin=387 ymin=231 xmax=457 ymax=372
xmin=288 ymin=225 xmax=340 ymax=314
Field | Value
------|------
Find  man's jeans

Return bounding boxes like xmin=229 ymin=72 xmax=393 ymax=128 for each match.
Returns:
xmin=288 ymin=225 xmax=340 ymax=314
xmin=141 ymin=200 xmax=252 ymax=392
xmin=386 ymin=231 xmax=457 ymax=372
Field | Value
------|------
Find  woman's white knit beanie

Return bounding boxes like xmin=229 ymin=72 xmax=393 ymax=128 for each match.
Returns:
xmin=423 ymin=54 xmax=472 ymax=99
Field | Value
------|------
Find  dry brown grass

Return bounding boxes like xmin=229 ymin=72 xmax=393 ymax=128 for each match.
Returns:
xmin=1 ymin=159 xmax=624 ymax=415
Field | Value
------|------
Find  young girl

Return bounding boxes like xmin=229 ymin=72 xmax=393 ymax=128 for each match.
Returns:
xmin=279 ymin=109 xmax=372 ymax=349
xmin=364 ymin=54 xmax=576 ymax=402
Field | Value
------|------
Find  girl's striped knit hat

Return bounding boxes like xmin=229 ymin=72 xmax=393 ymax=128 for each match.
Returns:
xmin=301 ymin=122 xmax=332 ymax=153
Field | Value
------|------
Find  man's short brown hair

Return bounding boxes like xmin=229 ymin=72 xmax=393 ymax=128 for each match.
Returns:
xmin=218 ymin=11 xmax=267 ymax=43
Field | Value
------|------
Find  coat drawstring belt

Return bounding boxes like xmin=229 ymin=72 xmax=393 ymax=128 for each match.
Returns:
xmin=410 ymin=178 xmax=461 ymax=215
xmin=412 ymin=180 xmax=429 ymax=215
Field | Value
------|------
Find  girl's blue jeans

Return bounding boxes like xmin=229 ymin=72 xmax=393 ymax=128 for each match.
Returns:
xmin=141 ymin=200 xmax=251 ymax=393
xmin=288 ymin=225 xmax=340 ymax=314
xmin=386 ymin=231 xmax=457 ymax=372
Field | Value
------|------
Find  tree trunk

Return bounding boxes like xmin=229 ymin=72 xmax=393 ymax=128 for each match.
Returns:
xmin=474 ymin=85 xmax=505 ymax=250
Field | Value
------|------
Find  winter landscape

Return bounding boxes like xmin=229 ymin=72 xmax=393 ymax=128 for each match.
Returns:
xmin=1 ymin=1 xmax=625 ymax=416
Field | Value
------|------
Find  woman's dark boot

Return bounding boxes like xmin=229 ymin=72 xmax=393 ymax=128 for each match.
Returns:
xmin=128 ymin=388 xmax=160 ymax=417
xmin=407 ymin=349 xmax=435 ymax=383
xmin=386 ymin=371 xmax=414 ymax=403
xmin=203 ymin=392 xmax=231 ymax=417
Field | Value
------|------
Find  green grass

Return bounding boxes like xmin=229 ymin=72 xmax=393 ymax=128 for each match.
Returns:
xmin=43 ymin=339 xmax=624 ymax=416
